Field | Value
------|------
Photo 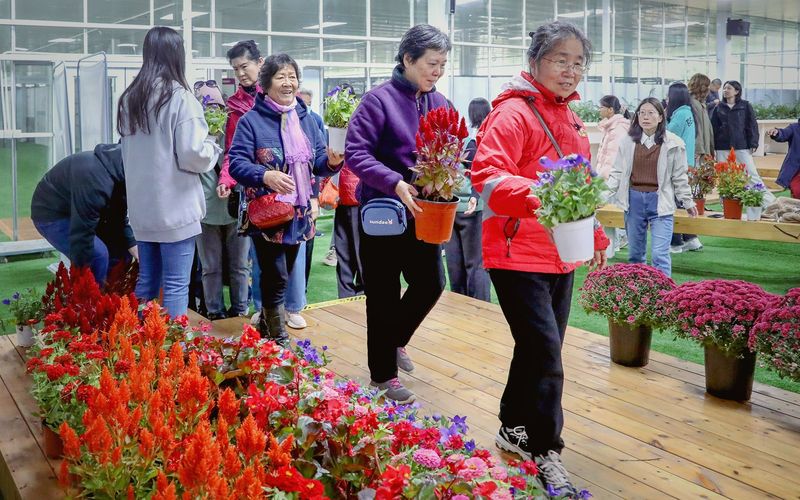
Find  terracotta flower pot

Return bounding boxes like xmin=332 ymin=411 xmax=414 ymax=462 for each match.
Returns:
xmin=721 ymin=198 xmax=743 ymax=220
xmin=693 ymin=198 xmax=705 ymax=217
xmin=608 ymin=319 xmax=652 ymax=367
xmin=42 ymin=421 xmax=63 ymax=459
xmin=704 ymin=344 xmax=756 ymax=401
xmin=413 ymin=198 xmax=458 ymax=244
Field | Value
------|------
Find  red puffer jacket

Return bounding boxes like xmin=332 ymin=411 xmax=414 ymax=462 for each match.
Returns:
xmin=472 ymin=71 xmax=609 ymax=274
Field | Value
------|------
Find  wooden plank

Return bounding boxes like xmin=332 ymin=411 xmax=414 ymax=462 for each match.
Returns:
xmin=596 ymin=206 xmax=800 ymax=243
xmin=762 ymin=177 xmax=782 ymax=190
xmin=325 ymin=297 xmax=800 ymax=498
xmin=757 ymin=167 xmax=781 ymax=178
xmin=0 ymin=337 xmax=61 ymax=500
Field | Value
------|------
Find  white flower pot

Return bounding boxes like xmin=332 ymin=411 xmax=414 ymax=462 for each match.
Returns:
xmin=328 ymin=126 xmax=347 ymax=154
xmin=746 ymin=206 xmax=763 ymax=221
xmin=551 ymin=216 xmax=595 ymax=263
xmin=16 ymin=324 xmax=34 ymax=347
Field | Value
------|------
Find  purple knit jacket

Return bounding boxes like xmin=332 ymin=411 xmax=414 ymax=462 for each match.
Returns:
xmin=344 ymin=66 xmax=449 ymax=204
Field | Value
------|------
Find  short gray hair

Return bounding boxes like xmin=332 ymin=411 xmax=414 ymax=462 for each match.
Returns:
xmin=527 ymin=21 xmax=592 ymax=68
xmin=395 ymin=24 xmax=451 ymax=65
xmin=297 ymin=88 xmax=313 ymax=97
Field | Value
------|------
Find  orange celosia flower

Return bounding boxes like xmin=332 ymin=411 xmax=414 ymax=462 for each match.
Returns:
xmin=231 ymin=465 xmax=263 ymax=500
xmin=139 ymin=428 xmax=156 ymax=459
xmin=57 ymin=459 xmax=72 ymax=489
xmin=59 ymin=421 xmax=81 ymax=459
xmin=223 ymin=443 xmax=242 ymax=478
xmin=127 ymin=483 xmax=135 ymax=500
xmin=217 ymin=388 xmax=240 ymax=424
xmin=153 ymin=472 xmax=177 ymax=500
xmin=83 ymin=414 xmax=113 ymax=461
xmin=177 ymin=354 xmax=211 ymax=419
xmin=177 ymin=420 xmax=221 ymax=492
xmin=266 ymin=433 xmax=293 ymax=469
xmin=141 ymin=304 xmax=167 ymax=347
xmin=235 ymin=414 xmax=267 ymax=462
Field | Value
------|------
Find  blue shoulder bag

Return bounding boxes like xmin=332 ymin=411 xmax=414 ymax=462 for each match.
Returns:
xmin=360 ymin=198 xmax=407 ymax=236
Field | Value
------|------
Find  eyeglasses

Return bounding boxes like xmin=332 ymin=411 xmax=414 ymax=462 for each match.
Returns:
xmin=637 ymin=110 xmax=659 ymax=117
xmin=193 ymin=80 xmax=218 ymax=91
xmin=541 ymin=57 xmax=589 ymax=74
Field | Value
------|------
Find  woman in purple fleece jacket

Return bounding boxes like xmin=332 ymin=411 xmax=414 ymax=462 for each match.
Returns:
xmin=345 ymin=24 xmax=451 ymax=404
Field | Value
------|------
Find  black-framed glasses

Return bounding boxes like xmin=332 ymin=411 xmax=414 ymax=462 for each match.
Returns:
xmin=193 ymin=80 xmax=218 ymax=91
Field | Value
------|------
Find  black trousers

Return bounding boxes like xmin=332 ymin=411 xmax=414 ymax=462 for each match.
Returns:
xmin=251 ymin=236 xmax=300 ymax=308
xmin=359 ymin=217 xmax=445 ymax=383
xmin=334 ymin=205 xmax=365 ymax=298
xmin=490 ymin=268 xmax=574 ymax=456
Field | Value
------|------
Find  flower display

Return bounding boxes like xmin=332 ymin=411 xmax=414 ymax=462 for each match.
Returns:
xmin=1 ymin=287 xmax=43 ymax=327
xmin=201 ymin=94 xmax=228 ymax=136
xmin=322 ymin=85 xmax=359 ymax=129
xmin=750 ymin=288 xmax=800 ymax=381
xmin=532 ymin=154 xmax=607 ymax=229
xmin=38 ymin=268 xmax=569 ymax=498
xmin=658 ymin=280 xmax=778 ymax=356
xmin=687 ymin=154 xmax=716 ymax=199
xmin=714 ymin=148 xmax=748 ymax=200
xmin=411 ymin=106 xmax=469 ymax=202
xmin=578 ymin=263 xmax=676 ymax=327
xmin=740 ymin=182 xmax=766 ymax=208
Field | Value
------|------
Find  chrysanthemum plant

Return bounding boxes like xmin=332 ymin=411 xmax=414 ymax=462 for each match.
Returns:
xmin=687 ymin=154 xmax=716 ymax=199
xmin=658 ymin=279 xmax=778 ymax=356
xmin=531 ymin=154 xmax=607 ymax=229
xmin=411 ymin=106 xmax=469 ymax=202
xmin=750 ymin=288 xmax=800 ymax=381
xmin=578 ymin=263 xmax=676 ymax=328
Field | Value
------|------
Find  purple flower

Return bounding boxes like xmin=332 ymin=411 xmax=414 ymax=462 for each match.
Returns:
xmin=547 ymin=484 xmax=561 ymax=497
xmin=12 ymin=292 xmax=20 ymax=300
xmin=2 ymin=299 xmax=10 ymax=306
xmin=464 ymin=439 xmax=476 ymax=452
xmin=326 ymin=85 xmax=342 ymax=97
xmin=452 ymin=414 xmax=468 ymax=434
xmin=578 ymin=489 xmax=593 ymax=499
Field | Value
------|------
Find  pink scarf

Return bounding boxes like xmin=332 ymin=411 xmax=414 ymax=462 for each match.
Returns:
xmin=264 ymin=95 xmax=313 ymax=207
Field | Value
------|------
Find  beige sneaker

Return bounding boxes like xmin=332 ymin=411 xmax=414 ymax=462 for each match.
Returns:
xmin=286 ymin=311 xmax=307 ymax=329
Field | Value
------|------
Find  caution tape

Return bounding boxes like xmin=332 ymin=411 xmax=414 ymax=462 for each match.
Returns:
xmin=302 ymin=295 xmax=366 ymax=311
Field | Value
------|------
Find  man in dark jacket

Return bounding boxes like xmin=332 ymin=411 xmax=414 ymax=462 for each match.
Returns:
xmin=31 ymin=143 xmax=137 ymax=284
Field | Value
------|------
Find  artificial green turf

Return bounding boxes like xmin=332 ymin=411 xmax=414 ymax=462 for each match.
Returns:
xmin=2 ymin=216 xmax=799 ymax=393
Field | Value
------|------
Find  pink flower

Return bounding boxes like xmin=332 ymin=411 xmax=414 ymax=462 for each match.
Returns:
xmin=457 ymin=456 xmax=488 ymax=480
xmin=490 ymin=490 xmax=513 ymax=500
xmin=412 ymin=448 xmax=442 ymax=469
xmin=452 ymin=496 xmax=470 ymax=500
xmin=489 ymin=466 xmax=508 ymax=480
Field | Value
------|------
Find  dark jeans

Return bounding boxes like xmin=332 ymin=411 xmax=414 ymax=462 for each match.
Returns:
xmin=443 ymin=212 xmax=491 ymax=302
xmin=334 ymin=205 xmax=364 ymax=298
xmin=33 ymin=218 xmax=127 ymax=285
xmin=670 ymin=199 xmax=697 ymax=246
xmin=251 ymin=236 xmax=300 ymax=308
xmin=359 ymin=217 xmax=445 ymax=383
xmin=490 ymin=268 xmax=574 ymax=456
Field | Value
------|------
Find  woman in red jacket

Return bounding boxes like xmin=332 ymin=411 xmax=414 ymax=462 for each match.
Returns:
xmin=472 ymin=21 xmax=608 ymax=498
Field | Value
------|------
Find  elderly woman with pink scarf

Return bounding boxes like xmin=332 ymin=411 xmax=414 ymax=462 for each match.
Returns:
xmin=229 ymin=53 xmax=343 ymax=345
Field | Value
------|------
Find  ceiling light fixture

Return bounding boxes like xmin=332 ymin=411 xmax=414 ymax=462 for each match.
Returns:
xmin=48 ymin=38 xmax=79 ymax=43
xmin=652 ymin=21 xmax=703 ymax=29
xmin=559 ymin=8 xmax=604 ymax=18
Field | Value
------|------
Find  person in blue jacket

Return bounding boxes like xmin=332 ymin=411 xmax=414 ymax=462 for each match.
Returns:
xmin=665 ymin=82 xmax=702 ymax=253
xmin=229 ymin=53 xmax=343 ymax=345
xmin=767 ymin=120 xmax=800 ymax=199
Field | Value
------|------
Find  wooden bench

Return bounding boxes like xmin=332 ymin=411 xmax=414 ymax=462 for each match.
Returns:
xmin=596 ymin=206 xmax=800 ymax=244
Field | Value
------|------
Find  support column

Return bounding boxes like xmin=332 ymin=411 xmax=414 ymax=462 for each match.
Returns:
xmin=183 ymin=0 xmax=194 ymax=80
xmin=430 ymin=0 xmax=451 ymax=99
xmin=715 ymin=5 xmax=731 ymax=80
xmin=601 ymin=0 xmax=611 ymax=94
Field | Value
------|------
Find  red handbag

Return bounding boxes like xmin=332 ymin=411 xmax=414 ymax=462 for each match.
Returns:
xmin=247 ymin=193 xmax=294 ymax=229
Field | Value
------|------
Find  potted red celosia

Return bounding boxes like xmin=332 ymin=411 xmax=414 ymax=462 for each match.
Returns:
xmin=411 ymin=106 xmax=468 ymax=244
xmin=578 ymin=263 xmax=676 ymax=367
xmin=658 ymin=279 xmax=777 ymax=401
xmin=750 ymin=287 xmax=800 ymax=382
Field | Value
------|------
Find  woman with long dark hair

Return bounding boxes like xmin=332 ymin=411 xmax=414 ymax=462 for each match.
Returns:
xmin=118 ymin=26 xmax=221 ymax=317
xmin=606 ymin=97 xmax=697 ymax=277
xmin=711 ymin=80 xmax=775 ymax=206
xmin=443 ymin=97 xmax=492 ymax=302
xmin=229 ymin=53 xmax=343 ymax=346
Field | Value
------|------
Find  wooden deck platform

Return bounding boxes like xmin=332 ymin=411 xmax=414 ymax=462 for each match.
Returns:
xmin=2 ymin=292 xmax=800 ymax=499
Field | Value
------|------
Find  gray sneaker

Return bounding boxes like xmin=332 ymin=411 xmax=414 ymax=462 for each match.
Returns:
xmin=396 ymin=347 xmax=415 ymax=373
xmin=370 ymin=377 xmax=415 ymax=404
xmin=535 ymin=450 xmax=578 ymax=498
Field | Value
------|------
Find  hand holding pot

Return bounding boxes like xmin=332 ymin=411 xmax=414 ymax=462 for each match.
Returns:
xmin=395 ymin=180 xmax=422 ymax=214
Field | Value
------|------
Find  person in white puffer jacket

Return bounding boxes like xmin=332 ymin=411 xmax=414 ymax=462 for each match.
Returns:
xmin=596 ymin=95 xmax=631 ymax=253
